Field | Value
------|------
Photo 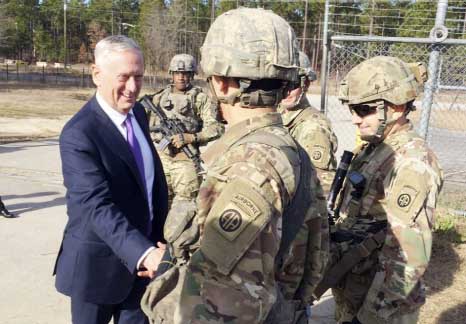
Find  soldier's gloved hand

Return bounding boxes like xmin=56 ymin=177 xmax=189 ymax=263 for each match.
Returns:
xmin=150 ymin=131 xmax=163 ymax=143
xmin=171 ymin=133 xmax=195 ymax=149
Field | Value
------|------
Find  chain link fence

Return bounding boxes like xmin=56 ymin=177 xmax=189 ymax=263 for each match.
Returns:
xmin=0 ymin=63 xmax=94 ymax=87
xmin=322 ymin=39 xmax=466 ymax=186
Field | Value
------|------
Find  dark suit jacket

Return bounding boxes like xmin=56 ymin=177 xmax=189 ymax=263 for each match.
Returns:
xmin=54 ymin=96 xmax=168 ymax=304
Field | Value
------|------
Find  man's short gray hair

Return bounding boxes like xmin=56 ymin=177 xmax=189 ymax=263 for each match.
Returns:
xmin=94 ymin=35 xmax=142 ymax=65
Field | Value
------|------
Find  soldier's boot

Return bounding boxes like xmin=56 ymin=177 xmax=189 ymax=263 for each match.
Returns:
xmin=0 ymin=202 xmax=16 ymax=218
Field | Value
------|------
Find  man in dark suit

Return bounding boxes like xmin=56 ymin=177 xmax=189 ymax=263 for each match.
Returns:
xmin=54 ymin=35 xmax=168 ymax=324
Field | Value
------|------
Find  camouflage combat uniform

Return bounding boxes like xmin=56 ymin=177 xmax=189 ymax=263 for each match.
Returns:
xmin=149 ymin=84 xmax=223 ymax=205
xmin=175 ymin=113 xmax=326 ymax=323
xmin=326 ymin=56 xmax=443 ymax=324
xmin=332 ymin=122 xmax=443 ymax=323
xmin=141 ymin=8 xmax=327 ymax=324
xmin=278 ymin=95 xmax=335 ymax=297
xmin=279 ymin=95 xmax=338 ymax=192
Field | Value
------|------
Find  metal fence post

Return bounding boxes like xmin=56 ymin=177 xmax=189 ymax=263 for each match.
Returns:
xmin=320 ymin=0 xmax=330 ymax=114
xmin=419 ymin=0 xmax=448 ymax=140
xmin=6 ymin=63 xmax=9 ymax=81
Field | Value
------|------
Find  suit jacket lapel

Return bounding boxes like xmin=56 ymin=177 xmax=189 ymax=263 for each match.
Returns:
xmin=91 ymin=97 xmax=148 ymax=198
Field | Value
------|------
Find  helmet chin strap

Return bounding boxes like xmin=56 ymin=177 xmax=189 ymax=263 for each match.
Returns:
xmin=277 ymin=76 xmax=307 ymax=111
xmin=208 ymin=77 xmax=286 ymax=109
xmin=360 ymin=101 xmax=398 ymax=144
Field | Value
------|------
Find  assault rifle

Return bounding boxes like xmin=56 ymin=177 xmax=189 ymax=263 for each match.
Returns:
xmin=327 ymin=150 xmax=354 ymax=225
xmin=139 ymin=95 xmax=203 ymax=171
xmin=314 ymin=160 xmax=389 ymax=300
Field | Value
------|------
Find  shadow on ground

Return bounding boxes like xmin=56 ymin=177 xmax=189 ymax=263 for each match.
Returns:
xmin=1 ymin=191 xmax=65 ymax=216
xmin=0 ymin=138 xmax=59 ymax=151
xmin=437 ymin=301 xmax=466 ymax=324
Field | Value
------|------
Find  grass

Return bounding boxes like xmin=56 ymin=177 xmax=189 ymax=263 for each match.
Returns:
xmin=419 ymin=185 xmax=466 ymax=324
xmin=434 ymin=188 xmax=466 ymax=245
xmin=0 ymin=87 xmax=95 ymax=118
xmin=0 ymin=85 xmax=166 ymax=119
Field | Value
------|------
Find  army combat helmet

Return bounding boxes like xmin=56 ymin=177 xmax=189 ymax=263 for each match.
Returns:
xmin=168 ymin=54 xmax=197 ymax=74
xmin=281 ymin=51 xmax=316 ymax=111
xmin=200 ymin=7 xmax=299 ymax=108
xmin=339 ymin=56 xmax=427 ymax=142
xmin=299 ymin=51 xmax=317 ymax=83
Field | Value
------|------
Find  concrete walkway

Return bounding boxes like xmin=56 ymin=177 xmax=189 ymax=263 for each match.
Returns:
xmin=0 ymin=139 xmax=336 ymax=324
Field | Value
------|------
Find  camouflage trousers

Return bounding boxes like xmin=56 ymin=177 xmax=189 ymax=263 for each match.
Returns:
xmin=159 ymin=153 xmax=202 ymax=207
xmin=333 ymin=279 xmax=420 ymax=324
xmin=329 ymin=241 xmax=420 ymax=324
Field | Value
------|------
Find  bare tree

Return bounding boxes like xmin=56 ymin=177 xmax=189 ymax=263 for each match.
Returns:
xmin=87 ymin=20 xmax=108 ymax=60
xmin=0 ymin=1 xmax=11 ymax=44
xmin=141 ymin=1 xmax=204 ymax=89
xmin=142 ymin=2 xmax=180 ymax=86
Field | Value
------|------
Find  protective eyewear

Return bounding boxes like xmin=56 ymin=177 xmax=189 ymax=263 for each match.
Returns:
xmin=350 ymin=105 xmax=377 ymax=118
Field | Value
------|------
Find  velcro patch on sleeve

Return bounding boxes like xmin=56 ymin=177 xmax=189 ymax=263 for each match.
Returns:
xmin=201 ymin=177 xmax=273 ymax=275
xmin=387 ymin=164 xmax=428 ymax=221
xmin=311 ymin=147 xmax=324 ymax=162
xmin=395 ymin=186 xmax=419 ymax=212
xmin=303 ymin=131 xmax=332 ymax=169
xmin=213 ymin=192 xmax=262 ymax=242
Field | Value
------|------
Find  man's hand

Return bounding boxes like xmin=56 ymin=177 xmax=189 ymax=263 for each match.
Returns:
xmin=170 ymin=133 xmax=195 ymax=149
xmin=137 ymin=242 xmax=166 ymax=279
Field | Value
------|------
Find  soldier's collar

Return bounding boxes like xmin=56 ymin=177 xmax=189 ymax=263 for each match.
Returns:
xmin=202 ymin=112 xmax=283 ymax=166
xmin=170 ymin=84 xmax=193 ymax=94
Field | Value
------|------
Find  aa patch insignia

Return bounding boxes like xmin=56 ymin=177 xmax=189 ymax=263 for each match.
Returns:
xmin=212 ymin=195 xmax=262 ymax=242
xmin=312 ymin=151 xmax=322 ymax=161
xmin=200 ymin=177 xmax=272 ymax=275
xmin=397 ymin=194 xmax=411 ymax=208
xmin=392 ymin=185 xmax=419 ymax=214
xmin=312 ymin=150 xmax=323 ymax=161
xmin=219 ymin=209 xmax=242 ymax=232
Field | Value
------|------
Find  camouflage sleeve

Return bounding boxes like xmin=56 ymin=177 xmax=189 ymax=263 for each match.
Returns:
xmin=177 ymin=144 xmax=293 ymax=323
xmin=358 ymin=158 xmax=443 ymax=322
xmin=280 ymin=171 xmax=329 ymax=304
xmin=293 ymin=119 xmax=337 ymax=193
xmin=194 ymin=92 xmax=224 ymax=144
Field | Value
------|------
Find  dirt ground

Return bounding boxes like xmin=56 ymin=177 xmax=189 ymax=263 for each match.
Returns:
xmin=418 ymin=187 xmax=466 ymax=324
xmin=0 ymin=86 xmax=94 ymax=142
xmin=1 ymin=86 xmax=466 ymax=323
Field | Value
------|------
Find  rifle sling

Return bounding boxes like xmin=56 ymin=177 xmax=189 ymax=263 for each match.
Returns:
xmin=313 ymin=229 xmax=385 ymax=298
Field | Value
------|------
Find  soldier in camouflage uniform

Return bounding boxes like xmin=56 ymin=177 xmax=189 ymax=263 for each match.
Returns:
xmin=279 ymin=51 xmax=338 ymax=193
xmin=327 ymin=56 xmax=443 ymax=324
xmin=148 ymin=54 xmax=223 ymax=210
xmin=278 ymin=52 xmax=336 ymax=291
xmin=141 ymin=7 xmax=327 ymax=324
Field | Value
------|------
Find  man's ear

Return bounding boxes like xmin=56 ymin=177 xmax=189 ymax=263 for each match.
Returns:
xmin=390 ymin=104 xmax=406 ymax=113
xmin=91 ymin=64 xmax=101 ymax=88
xmin=213 ymin=75 xmax=230 ymax=95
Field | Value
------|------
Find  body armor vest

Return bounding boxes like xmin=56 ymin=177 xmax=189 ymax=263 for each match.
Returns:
xmin=336 ymin=130 xmax=416 ymax=232
xmin=157 ymin=86 xmax=202 ymax=134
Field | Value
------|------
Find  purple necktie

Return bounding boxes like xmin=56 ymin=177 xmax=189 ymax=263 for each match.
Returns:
xmin=125 ymin=114 xmax=146 ymax=194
